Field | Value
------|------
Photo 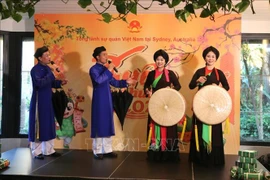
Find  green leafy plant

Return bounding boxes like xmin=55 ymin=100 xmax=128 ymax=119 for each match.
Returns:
xmin=0 ymin=0 xmax=257 ymax=23
xmin=76 ymin=0 xmax=255 ymax=23
xmin=0 ymin=0 xmax=39 ymax=22
xmin=240 ymin=43 xmax=270 ymax=142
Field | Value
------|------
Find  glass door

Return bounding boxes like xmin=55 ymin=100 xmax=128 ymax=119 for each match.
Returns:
xmin=20 ymin=38 xmax=34 ymax=134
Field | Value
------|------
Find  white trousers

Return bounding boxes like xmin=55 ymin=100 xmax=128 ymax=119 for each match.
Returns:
xmin=92 ymin=137 xmax=112 ymax=155
xmin=30 ymin=139 xmax=55 ymax=156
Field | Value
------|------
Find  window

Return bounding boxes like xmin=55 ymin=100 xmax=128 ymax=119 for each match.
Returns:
xmin=0 ymin=35 xmax=3 ymax=134
xmin=241 ymin=34 xmax=270 ymax=145
xmin=20 ymin=38 xmax=34 ymax=134
xmin=0 ymin=31 xmax=33 ymax=138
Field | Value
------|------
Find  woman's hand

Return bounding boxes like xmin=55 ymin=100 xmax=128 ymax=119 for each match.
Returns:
xmin=197 ymin=76 xmax=207 ymax=84
xmin=145 ymin=88 xmax=152 ymax=97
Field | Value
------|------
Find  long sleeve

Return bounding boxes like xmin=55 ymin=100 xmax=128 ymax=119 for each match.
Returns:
xmin=90 ymin=67 xmax=113 ymax=85
xmin=218 ymin=70 xmax=230 ymax=91
xmin=52 ymin=80 xmax=62 ymax=88
xmin=143 ymin=71 xmax=154 ymax=95
xmin=109 ymin=78 xmax=127 ymax=88
xmin=189 ymin=70 xmax=200 ymax=89
xmin=31 ymin=67 xmax=55 ymax=89
xmin=169 ymin=70 xmax=181 ymax=91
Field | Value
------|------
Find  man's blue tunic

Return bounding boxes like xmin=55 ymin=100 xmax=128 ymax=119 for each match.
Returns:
xmin=89 ymin=63 xmax=127 ymax=138
xmin=29 ymin=62 xmax=62 ymax=142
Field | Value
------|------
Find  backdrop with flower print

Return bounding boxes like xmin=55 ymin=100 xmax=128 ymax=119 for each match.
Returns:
xmin=34 ymin=13 xmax=241 ymax=154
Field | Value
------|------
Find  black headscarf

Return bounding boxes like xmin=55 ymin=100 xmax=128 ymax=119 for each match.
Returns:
xmin=153 ymin=49 xmax=169 ymax=64
xmin=202 ymin=46 xmax=220 ymax=60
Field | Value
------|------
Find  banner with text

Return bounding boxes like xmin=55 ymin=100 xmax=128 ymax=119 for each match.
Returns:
xmin=34 ymin=13 xmax=241 ymax=154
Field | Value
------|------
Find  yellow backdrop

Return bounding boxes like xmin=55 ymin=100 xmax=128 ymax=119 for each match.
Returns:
xmin=34 ymin=13 xmax=241 ymax=154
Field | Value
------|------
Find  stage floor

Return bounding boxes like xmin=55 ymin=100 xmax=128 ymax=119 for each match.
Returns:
xmin=0 ymin=148 xmax=266 ymax=180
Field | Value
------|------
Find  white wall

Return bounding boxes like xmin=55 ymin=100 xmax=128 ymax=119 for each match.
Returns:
xmin=0 ymin=17 xmax=34 ymax=32
xmin=242 ymin=20 xmax=270 ymax=33
xmin=241 ymin=1 xmax=270 ymax=33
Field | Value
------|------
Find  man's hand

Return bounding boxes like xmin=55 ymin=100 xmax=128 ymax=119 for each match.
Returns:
xmin=108 ymin=62 xmax=116 ymax=72
xmin=126 ymin=77 xmax=137 ymax=86
xmin=61 ymin=79 xmax=68 ymax=85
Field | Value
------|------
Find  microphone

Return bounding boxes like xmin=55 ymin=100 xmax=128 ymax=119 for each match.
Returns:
xmin=50 ymin=61 xmax=60 ymax=72
xmin=108 ymin=60 xmax=118 ymax=73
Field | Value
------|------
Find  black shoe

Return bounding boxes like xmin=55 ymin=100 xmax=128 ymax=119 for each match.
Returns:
xmin=34 ymin=154 xmax=44 ymax=160
xmin=45 ymin=152 xmax=61 ymax=157
xmin=94 ymin=154 xmax=103 ymax=160
xmin=104 ymin=152 xmax=117 ymax=158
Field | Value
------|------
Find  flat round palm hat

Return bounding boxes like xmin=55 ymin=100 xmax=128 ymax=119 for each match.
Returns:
xmin=148 ymin=88 xmax=186 ymax=126
xmin=193 ymin=85 xmax=232 ymax=125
